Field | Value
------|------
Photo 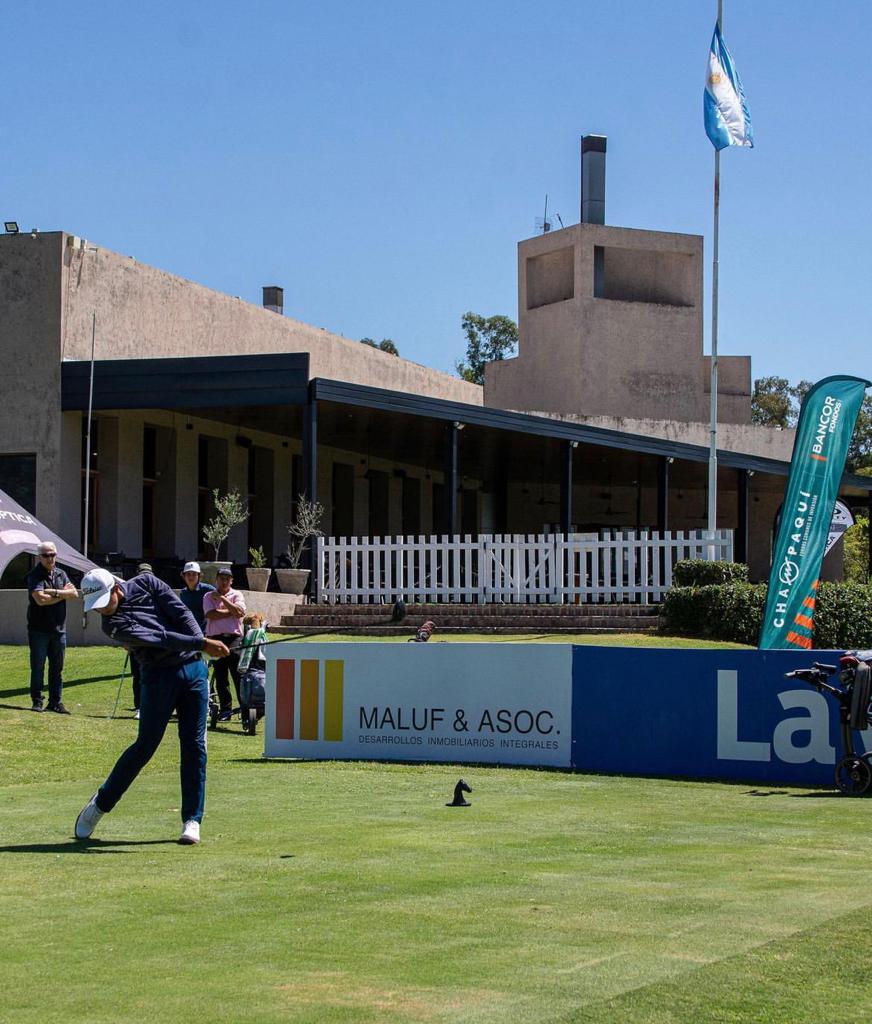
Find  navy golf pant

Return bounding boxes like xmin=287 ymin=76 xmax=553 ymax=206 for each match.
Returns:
xmin=97 ymin=658 xmax=209 ymax=823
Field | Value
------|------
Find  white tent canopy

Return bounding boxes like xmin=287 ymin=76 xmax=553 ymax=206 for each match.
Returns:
xmin=0 ymin=488 xmax=96 ymax=578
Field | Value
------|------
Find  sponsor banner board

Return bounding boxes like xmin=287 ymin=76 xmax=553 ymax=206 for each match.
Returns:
xmin=263 ymin=642 xmax=573 ymax=767
xmin=570 ymin=647 xmax=865 ymax=785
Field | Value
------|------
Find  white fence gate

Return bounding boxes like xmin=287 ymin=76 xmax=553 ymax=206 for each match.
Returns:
xmin=314 ymin=530 xmax=733 ymax=605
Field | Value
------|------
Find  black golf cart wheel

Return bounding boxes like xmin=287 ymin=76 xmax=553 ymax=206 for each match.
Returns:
xmin=248 ymin=708 xmax=258 ymax=735
xmin=834 ymin=756 xmax=872 ymax=796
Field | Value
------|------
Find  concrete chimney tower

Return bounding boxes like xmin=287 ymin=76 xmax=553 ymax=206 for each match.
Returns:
xmin=262 ymin=285 xmax=283 ymax=315
xmin=580 ymin=135 xmax=607 ymax=225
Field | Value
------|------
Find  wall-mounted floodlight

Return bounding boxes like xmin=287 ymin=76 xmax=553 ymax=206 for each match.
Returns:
xmin=666 ymin=456 xmax=675 ymax=464
xmin=570 ymin=440 xmax=579 ymax=449
xmin=453 ymin=421 xmax=465 ymax=430
xmin=4 ymin=221 xmax=19 ymax=234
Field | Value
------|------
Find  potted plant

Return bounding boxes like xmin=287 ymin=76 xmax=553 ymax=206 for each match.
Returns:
xmin=245 ymin=545 xmax=272 ymax=592
xmin=276 ymin=496 xmax=324 ymax=596
xmin=200 ymin=488 xmax=249 ymax=584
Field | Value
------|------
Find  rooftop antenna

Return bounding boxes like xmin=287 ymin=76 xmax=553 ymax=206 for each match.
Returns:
xmin=535 ymin=194 xmax=551 ymax=234
xmin=535 ymin=194 xmax=563 ymax=234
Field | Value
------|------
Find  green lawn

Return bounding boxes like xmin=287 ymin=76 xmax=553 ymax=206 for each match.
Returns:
xmin=2 ymin=639 xmax=870 ymax=1024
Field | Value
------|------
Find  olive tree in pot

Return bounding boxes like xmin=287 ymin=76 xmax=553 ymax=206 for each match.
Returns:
xmin=200 ymin=488 xmax=249 ymax=585
xmin=245 ymin=546 xmax=272 ymax=592
xmin=276 ymin=497 xmax=324 ymax=596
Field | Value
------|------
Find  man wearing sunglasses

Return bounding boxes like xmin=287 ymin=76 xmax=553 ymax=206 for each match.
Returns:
xmin=26 ymin=541 xmax=78 ymax=713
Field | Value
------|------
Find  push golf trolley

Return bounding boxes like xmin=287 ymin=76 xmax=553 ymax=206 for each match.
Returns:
xmin=785 ymin=651 xmax=872 ymax=795
xmin=207 ymin=622 xmax=268 ymax=736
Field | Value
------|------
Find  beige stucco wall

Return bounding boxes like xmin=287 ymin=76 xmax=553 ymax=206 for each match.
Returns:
xmin=485 ymin=222 xmax=752 ymax=426
xmin=55 ymin=233 xmax=481 ymax=405
xmin=0 ymin=233 xmax=66 ymax=533
xmin=0 ymin=589 xmax=305 ymax=647
xmin=511 ymin=410 xmax=796 ymax=463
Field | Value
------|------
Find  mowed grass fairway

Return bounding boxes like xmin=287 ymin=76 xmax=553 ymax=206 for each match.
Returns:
xmin=2 ymin=638 xmax=871 ymax=1024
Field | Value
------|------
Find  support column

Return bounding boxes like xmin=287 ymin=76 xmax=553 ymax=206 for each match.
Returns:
xmin=657 ymin=457 xmax=670 ymax=533
xmin=446 ymin=422 xmax=460 ymax=536
xmin=301 ymin=389 xmax=318 ymax=573
xmin=302 ymin=387 xmax=318 ymax=504
xmin=173 ymin=425 xmax=198 ymax=561
xmin=736 ymin=469 xmax=750 ymax=565
xmin=560 ymin=441 xmax=575 ymax=534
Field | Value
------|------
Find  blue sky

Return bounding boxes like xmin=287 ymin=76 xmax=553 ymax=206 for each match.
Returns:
xmin=5 ymin=1 xmax=871 ymax=385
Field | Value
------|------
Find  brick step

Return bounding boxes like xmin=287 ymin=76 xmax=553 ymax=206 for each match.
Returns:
xmin=272 ymin=625 xmax=657 ymax=636
xmin=290 ymin=603 xmax=658 ymax=618
xmin=282 ymin=613 xmax=661 ymax=628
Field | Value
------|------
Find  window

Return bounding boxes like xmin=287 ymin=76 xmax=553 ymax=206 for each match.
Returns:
xmin=0 ymin=453 xmax=36 ymax=512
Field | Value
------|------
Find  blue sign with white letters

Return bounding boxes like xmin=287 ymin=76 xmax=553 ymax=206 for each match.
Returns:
xmin=569 ymin=647 xmax=865 ymax=786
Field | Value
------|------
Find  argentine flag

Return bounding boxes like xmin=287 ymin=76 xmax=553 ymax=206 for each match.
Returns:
xmin=704 ymin=24 xmax=753 ymax=150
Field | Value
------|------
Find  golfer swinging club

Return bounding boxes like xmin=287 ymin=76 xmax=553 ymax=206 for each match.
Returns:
xmin=75 ymin=567 xmax=229 ymax=845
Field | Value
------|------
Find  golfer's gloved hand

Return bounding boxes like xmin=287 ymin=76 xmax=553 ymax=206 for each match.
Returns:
xmin=203 ymin=638 xmax=230 ymax=659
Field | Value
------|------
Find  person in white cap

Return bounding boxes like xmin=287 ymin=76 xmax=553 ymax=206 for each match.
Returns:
xmin=178 ymin=561 xmax=214 ymax=632
xmin=26 ymin=541 xmax=78 ymax=713
xmin=74 ymin=567 xmax=229 ymax=845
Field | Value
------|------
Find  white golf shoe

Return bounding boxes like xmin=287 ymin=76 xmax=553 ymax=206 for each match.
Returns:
xmin=179 ymin=820 xmax=200 ymax=845
xmin=75 ymin=794 xmax=104 ymax=839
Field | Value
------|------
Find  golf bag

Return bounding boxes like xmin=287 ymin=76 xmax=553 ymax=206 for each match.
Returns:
xmin=785 ymin=651 xmax=872 ymax=795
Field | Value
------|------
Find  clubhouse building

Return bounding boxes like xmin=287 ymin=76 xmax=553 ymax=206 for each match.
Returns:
xmin=2 ymin=140 xmax=870 ymax=589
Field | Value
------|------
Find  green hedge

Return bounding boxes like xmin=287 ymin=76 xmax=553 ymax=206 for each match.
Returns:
xmin=671 ymin=559 xmax=749 ymax=587
xmin=660 ymin=577 xmax=872 ymax=649
xmin=660 ymin=582 xmax=766 ymax=646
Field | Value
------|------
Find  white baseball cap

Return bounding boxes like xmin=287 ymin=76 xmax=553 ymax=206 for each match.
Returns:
xmin=181 ymin=561 xmax=201 ymax=576
xmin=81 ymin=567 xmax=120 ymax=612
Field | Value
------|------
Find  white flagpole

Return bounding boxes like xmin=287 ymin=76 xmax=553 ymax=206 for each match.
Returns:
xmin=707 ymin=0 xmax=723 ymax=555
xmin=81 ymin=311 xmax=96 ymax=629
xmin=82 ymin=311 xmax=96 ymax=561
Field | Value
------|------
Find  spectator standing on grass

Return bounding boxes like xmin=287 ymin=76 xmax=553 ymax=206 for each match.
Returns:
xmin=203 ymin=566 xmax=245 ymax=721
xmin=74 ymin=567 xmax=229 ymax=845
xmin=178 ymin=560 xmax=214 ymax=631
xmin=26 ymin=541 xmax=78 ymax=714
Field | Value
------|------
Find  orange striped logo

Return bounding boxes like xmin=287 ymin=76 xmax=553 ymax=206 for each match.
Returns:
xmin=275 ymin=658 xmax=344 ymax=742
xmin=786 ymin=631 xmax=812 ymax=649
xmin=794 ymin=614 xmax=814 ymax=630
xmin=810 ymin=454 xmax=827 ymax=462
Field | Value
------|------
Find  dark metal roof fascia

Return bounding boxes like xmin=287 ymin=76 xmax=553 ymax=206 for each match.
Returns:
xmin=62 ymin=353 xmax=310 ymax=411
xmin=311 ymin=378 xmax=872 ymax=492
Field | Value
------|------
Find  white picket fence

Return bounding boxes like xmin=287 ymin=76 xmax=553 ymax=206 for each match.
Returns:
xmin=314 ymin=530 xmax=733 ymax=605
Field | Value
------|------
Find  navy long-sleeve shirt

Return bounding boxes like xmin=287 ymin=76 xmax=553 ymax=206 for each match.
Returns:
xmin=101 ymin=573 xmax=206 ymax=670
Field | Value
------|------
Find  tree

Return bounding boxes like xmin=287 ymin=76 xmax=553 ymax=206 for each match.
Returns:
xmin=846 ymin=395 xmax=872 ymax=474
xmin=752 ymin=377 xmax=872 ymax=473
xmin=843 ymin=515 xmax=869 ymax=584
xmin=202 ymin=488 xmax=249 ymax=561
xmin=751 ymin=376 xmax=793 ymax=427
xmin=360 ymin=337 xmax=399 ymax=356
xmin=454 ymin=312 xmax=518 ymax=385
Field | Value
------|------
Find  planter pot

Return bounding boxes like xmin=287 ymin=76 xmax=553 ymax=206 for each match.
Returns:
xmin=275 ymin=568 xmax=310 ymax=596
xmin=199 ymin=560 xmax=233 ymax=586
xmin=245 ymin=567 xmax=272 ymax=592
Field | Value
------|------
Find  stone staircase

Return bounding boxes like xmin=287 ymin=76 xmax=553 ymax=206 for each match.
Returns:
xmin=275 ymin=602 xmax=660 ymax=636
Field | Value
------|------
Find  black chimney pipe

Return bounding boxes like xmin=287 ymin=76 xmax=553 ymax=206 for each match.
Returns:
xmin=580 ymin=135 xmax=607 ymax=225
xmin=262 ymin=285 xmax=283 ymax=315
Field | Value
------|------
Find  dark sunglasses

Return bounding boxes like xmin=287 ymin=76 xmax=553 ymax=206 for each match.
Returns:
xmin=40 ymin=552 xmax=57 ymax=559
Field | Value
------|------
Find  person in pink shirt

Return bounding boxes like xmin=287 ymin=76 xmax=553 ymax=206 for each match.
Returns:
xmin=203 ymin=567 xmax=246 ymax=721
